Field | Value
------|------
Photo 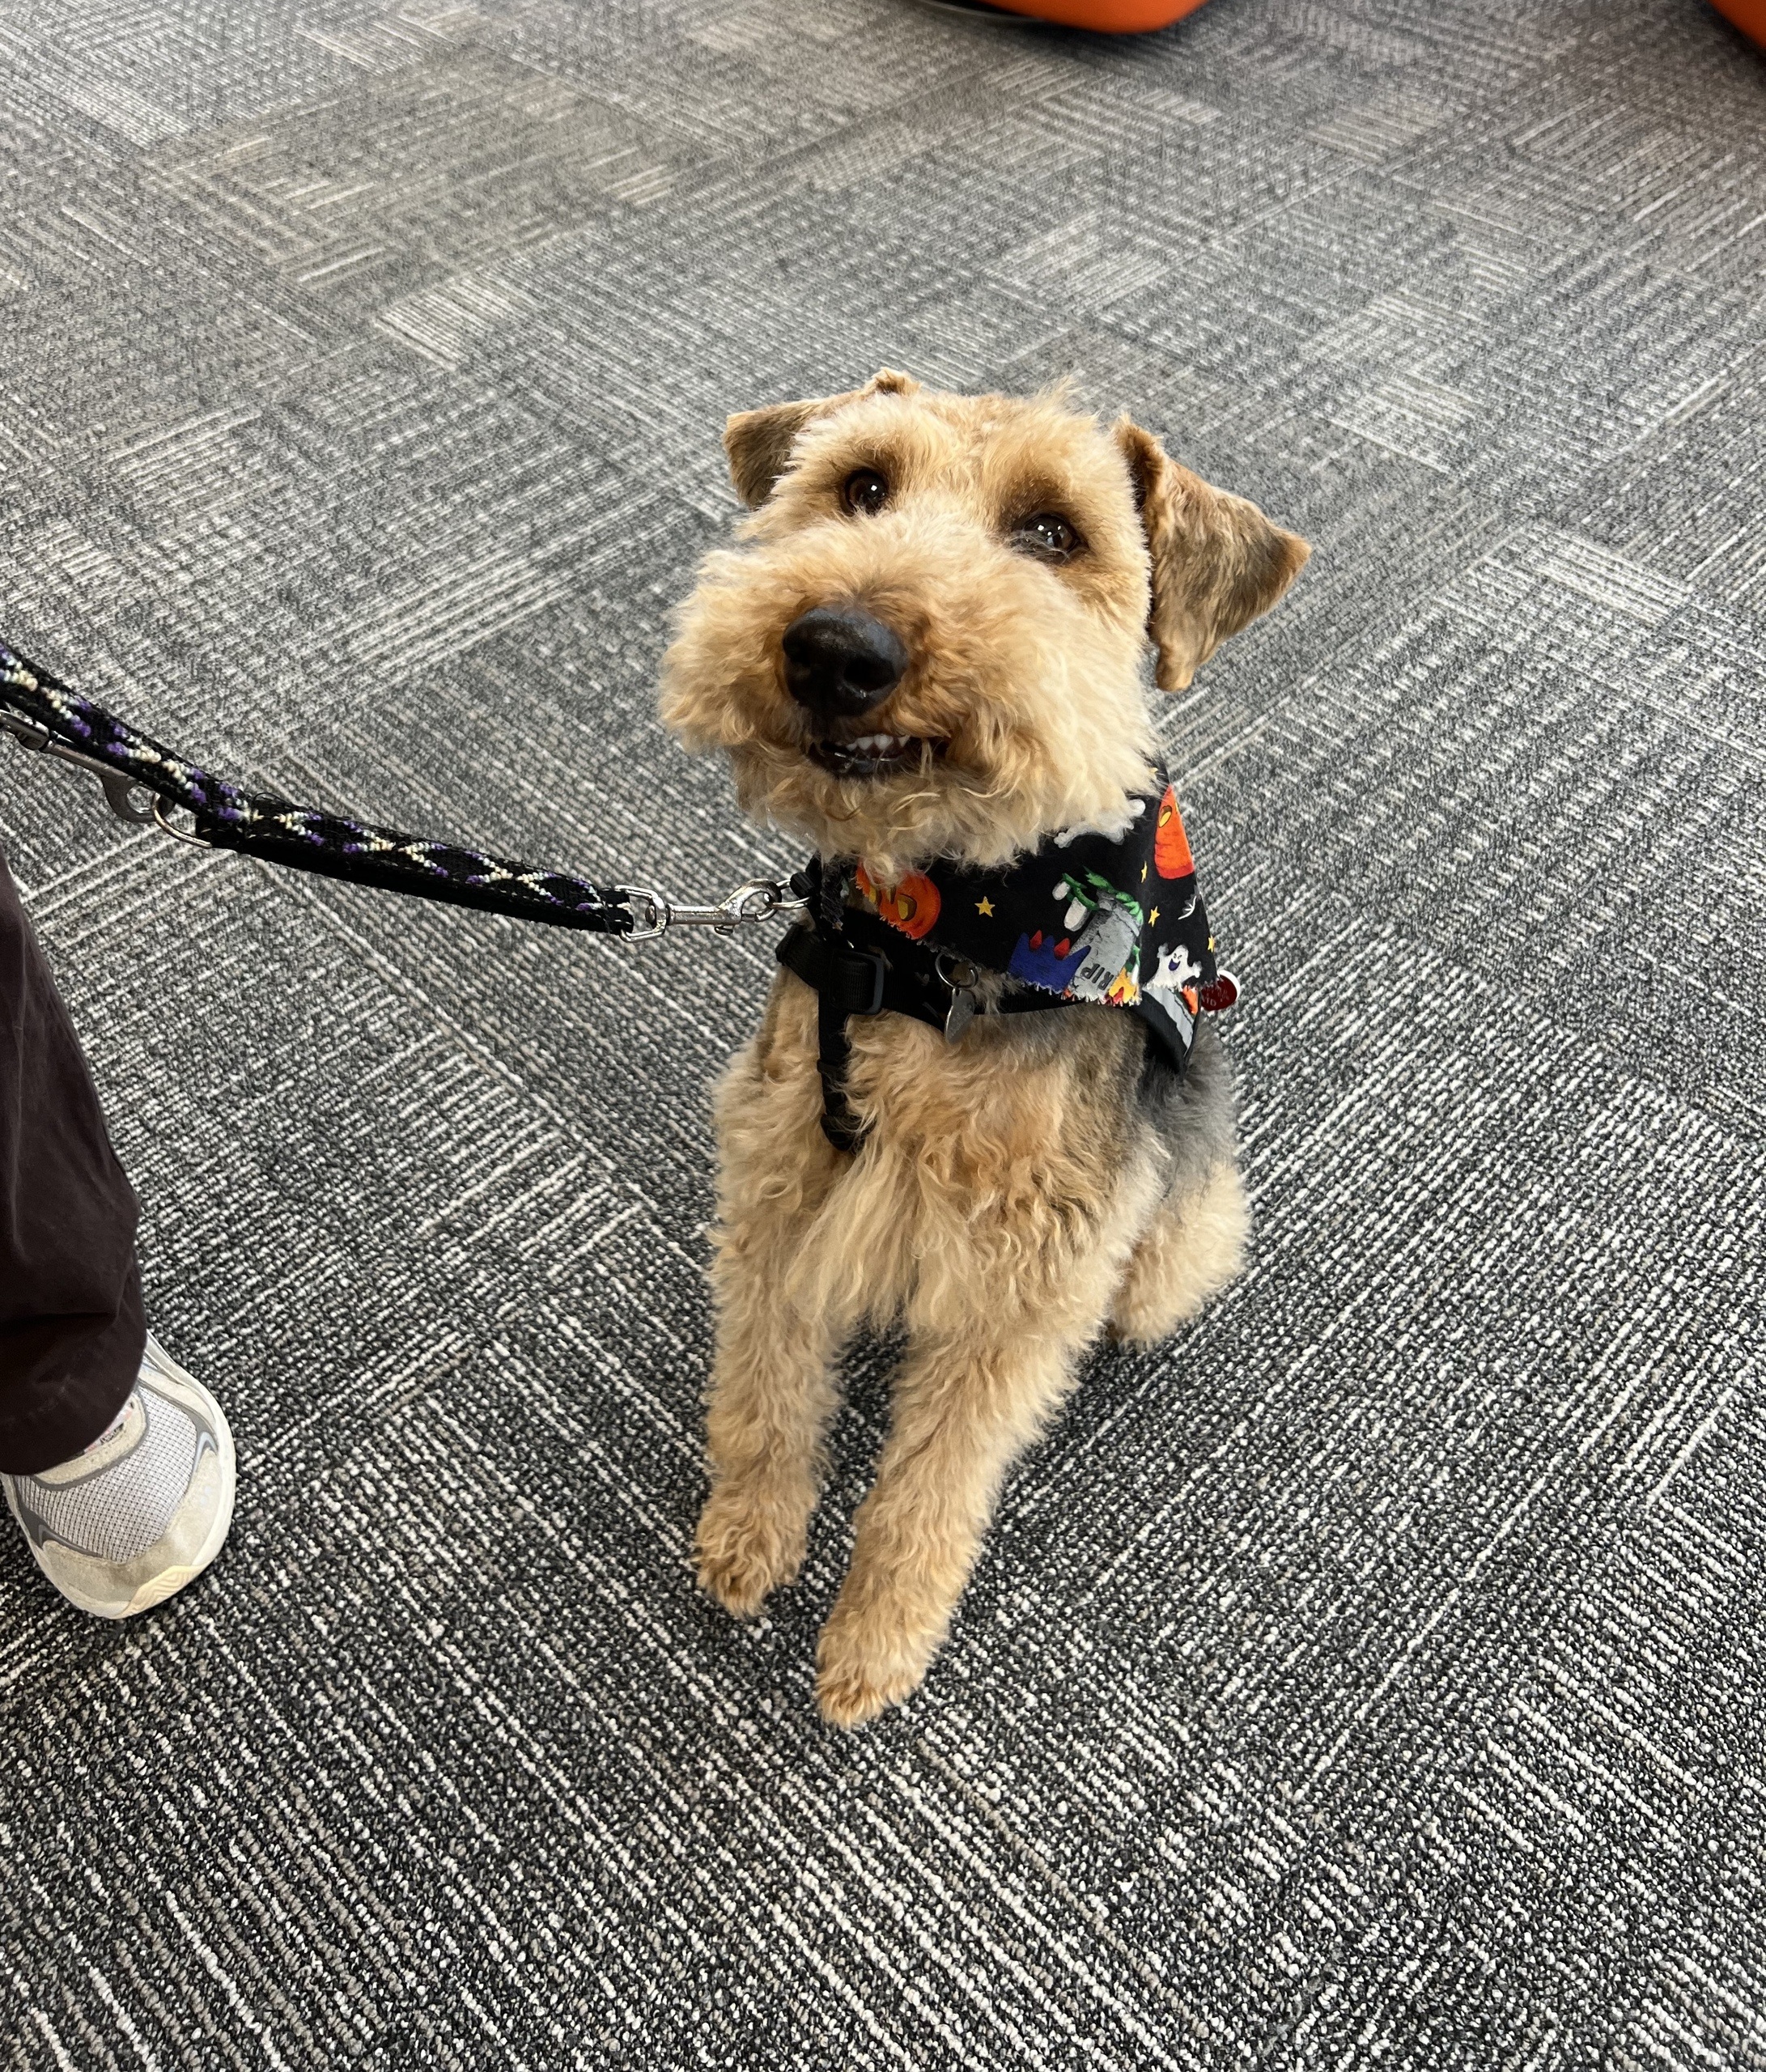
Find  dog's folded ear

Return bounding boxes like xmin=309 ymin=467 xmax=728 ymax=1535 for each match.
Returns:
xmin=1116 ymin=421 xmax=1310 ymax=692
xmin=724 ymin=370 xmax=920 ymax=508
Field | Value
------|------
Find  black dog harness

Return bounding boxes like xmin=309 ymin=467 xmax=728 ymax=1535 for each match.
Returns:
xmin=779 ymin=765 xmax=1239 ymax=1153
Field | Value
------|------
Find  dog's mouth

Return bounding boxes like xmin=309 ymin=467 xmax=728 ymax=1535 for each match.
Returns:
xmin=804 ymin=731 xmax=944 ymax=780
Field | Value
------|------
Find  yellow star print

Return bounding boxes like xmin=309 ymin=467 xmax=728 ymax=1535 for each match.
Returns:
xmin=1148 ymin=907 xmax=1160 ymax=927
xmin=975 ymin=897 xmax=994 ymax=917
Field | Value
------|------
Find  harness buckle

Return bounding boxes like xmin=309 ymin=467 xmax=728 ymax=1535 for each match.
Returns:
xmin=829 ymin=944 xmax=887 ymax=1017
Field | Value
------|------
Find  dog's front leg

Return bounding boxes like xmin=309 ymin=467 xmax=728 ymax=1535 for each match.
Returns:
xmin=814 ymin=1320 xmax=1082 ymax=1729
xmin=696 ymin=1233 xmax=844 ymax=1617
xmin=694 ymin=1044 xmax=848 ymax=1618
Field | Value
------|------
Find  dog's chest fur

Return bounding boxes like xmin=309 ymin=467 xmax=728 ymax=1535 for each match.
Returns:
xmin=715 ymin=966 xmax=1170 ymax=1332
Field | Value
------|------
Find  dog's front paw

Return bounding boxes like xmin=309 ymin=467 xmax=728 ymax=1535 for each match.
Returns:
xmin=813 ymin=1609 xmax=936 ymax=1729
xmin=694 ymin=1483 xmax=806 ymax=1617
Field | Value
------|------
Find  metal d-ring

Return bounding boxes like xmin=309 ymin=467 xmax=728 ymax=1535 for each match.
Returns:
xmin=150 ymin=796 xmax=213 ymax=847
xmin=720 ymin=877 xmax=806 ymax=929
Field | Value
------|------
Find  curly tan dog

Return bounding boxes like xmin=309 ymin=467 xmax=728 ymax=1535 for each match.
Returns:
xmin=660 ymin=372 xmax=1307 ymax=1727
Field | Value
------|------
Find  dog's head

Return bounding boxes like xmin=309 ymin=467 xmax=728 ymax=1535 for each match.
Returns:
xmin=660 ymin=372 xmax=1308 ymax=881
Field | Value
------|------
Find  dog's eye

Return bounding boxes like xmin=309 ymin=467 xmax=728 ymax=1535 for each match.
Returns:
xmin=842 ymin=469 xmax=889 ymax=516
xmin=1013 ymin=512 xmax=1081 ymax=560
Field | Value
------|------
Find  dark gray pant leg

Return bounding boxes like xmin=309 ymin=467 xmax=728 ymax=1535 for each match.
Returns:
xmin=0 ymin=845 xmax=143 ymax=1474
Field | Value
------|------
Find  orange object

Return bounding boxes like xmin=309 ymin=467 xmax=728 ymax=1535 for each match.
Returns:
xmin=984 ymin=0 xmax=1212 ymax=27
xmin=1708 ymin=0 xmax=1766 ymax=45
xmin=855 ymin=864 xmax=943 ymax=940
xmin=1153 ymin=786 xmax=1195 ymax=880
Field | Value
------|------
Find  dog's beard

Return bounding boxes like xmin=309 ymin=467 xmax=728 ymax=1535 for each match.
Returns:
xmin=666 ymin=588 xmax=1159 ymax=879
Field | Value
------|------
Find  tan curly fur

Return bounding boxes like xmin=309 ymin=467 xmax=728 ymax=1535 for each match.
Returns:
xmin=661 ymin=373 xmax=1308 ymax=1727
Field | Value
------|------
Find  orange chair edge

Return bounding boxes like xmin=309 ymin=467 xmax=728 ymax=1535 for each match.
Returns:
xmin=989 ymin=0 xmax=1763 ymax=40
xmin=984 ymin=0 xmax=1212 ymax=30
xmin=1707 ymin=0 xmax=1766 ymax=43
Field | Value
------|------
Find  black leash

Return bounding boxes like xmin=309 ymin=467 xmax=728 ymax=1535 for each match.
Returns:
xmin=0 ymin=637 xmax=805 ymax=941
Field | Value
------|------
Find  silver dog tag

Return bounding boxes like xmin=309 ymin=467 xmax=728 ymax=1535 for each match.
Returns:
xmin=936 ymin=953 xmax=979 ymax=1042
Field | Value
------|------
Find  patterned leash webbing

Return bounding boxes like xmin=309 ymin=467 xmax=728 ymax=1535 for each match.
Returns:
xmin=0 ymin=638 xmax=639 ymax=934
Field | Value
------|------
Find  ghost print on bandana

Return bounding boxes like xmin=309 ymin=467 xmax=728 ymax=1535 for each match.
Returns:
xmin=851 ymin=762 xmax=1237 ymax=1075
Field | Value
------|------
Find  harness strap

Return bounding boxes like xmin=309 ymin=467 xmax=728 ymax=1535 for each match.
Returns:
xmin=774 ymin=921 xmax=877 ymax=1153
xmin=778 ymin=858 xmax=1064 ymax=1153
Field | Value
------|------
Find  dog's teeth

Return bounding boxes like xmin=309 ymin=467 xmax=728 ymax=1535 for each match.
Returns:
xmin=818 ymin=730 xmax=920 ymax=766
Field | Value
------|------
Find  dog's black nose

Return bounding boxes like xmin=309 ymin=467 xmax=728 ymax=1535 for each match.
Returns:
xmin=781 ymin=607 xmax=907 ymax=720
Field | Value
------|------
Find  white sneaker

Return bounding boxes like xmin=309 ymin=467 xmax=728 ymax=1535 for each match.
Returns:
xmin=2 ymin=1335 xmax=236 ymax=1620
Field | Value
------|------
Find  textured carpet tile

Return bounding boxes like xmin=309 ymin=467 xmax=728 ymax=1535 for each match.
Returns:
xmin=2 ymin=1 xmax=1764 ymax=2066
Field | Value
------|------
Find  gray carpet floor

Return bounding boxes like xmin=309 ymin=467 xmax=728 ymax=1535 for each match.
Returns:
xmin=2 ymin=1 xmax=1764 ymax=2065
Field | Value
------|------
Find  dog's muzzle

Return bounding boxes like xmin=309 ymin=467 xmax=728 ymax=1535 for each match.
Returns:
xmin=779 ymin=607 xmax=939 ymax=778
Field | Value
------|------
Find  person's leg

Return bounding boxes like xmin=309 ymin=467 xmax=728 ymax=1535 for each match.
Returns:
xmin=0 ymin=843 xmax=234 ymax=1618
xmin=0 ymin=847 xmax=146 ymax=1474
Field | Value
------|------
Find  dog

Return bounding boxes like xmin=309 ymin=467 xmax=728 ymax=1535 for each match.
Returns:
xmin=660 ymin=371 xmax=1308 ymax=1726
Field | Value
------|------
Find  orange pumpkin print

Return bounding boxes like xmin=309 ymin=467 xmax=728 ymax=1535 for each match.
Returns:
xmin=1154 ymin=786 xmax=1194 ymax=880
xmin=855 ymin=864 xmax=942 ymax=940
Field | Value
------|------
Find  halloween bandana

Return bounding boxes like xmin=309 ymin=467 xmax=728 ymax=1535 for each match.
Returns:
xmin=851 ymin=762 xmax=1237 ymax=1068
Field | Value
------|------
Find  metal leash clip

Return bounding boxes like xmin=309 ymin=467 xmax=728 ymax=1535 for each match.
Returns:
xmin=1 ymin=709 xmax=159 ymax=827
xmin=623 ymin=876 xmax=809 ymax=940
